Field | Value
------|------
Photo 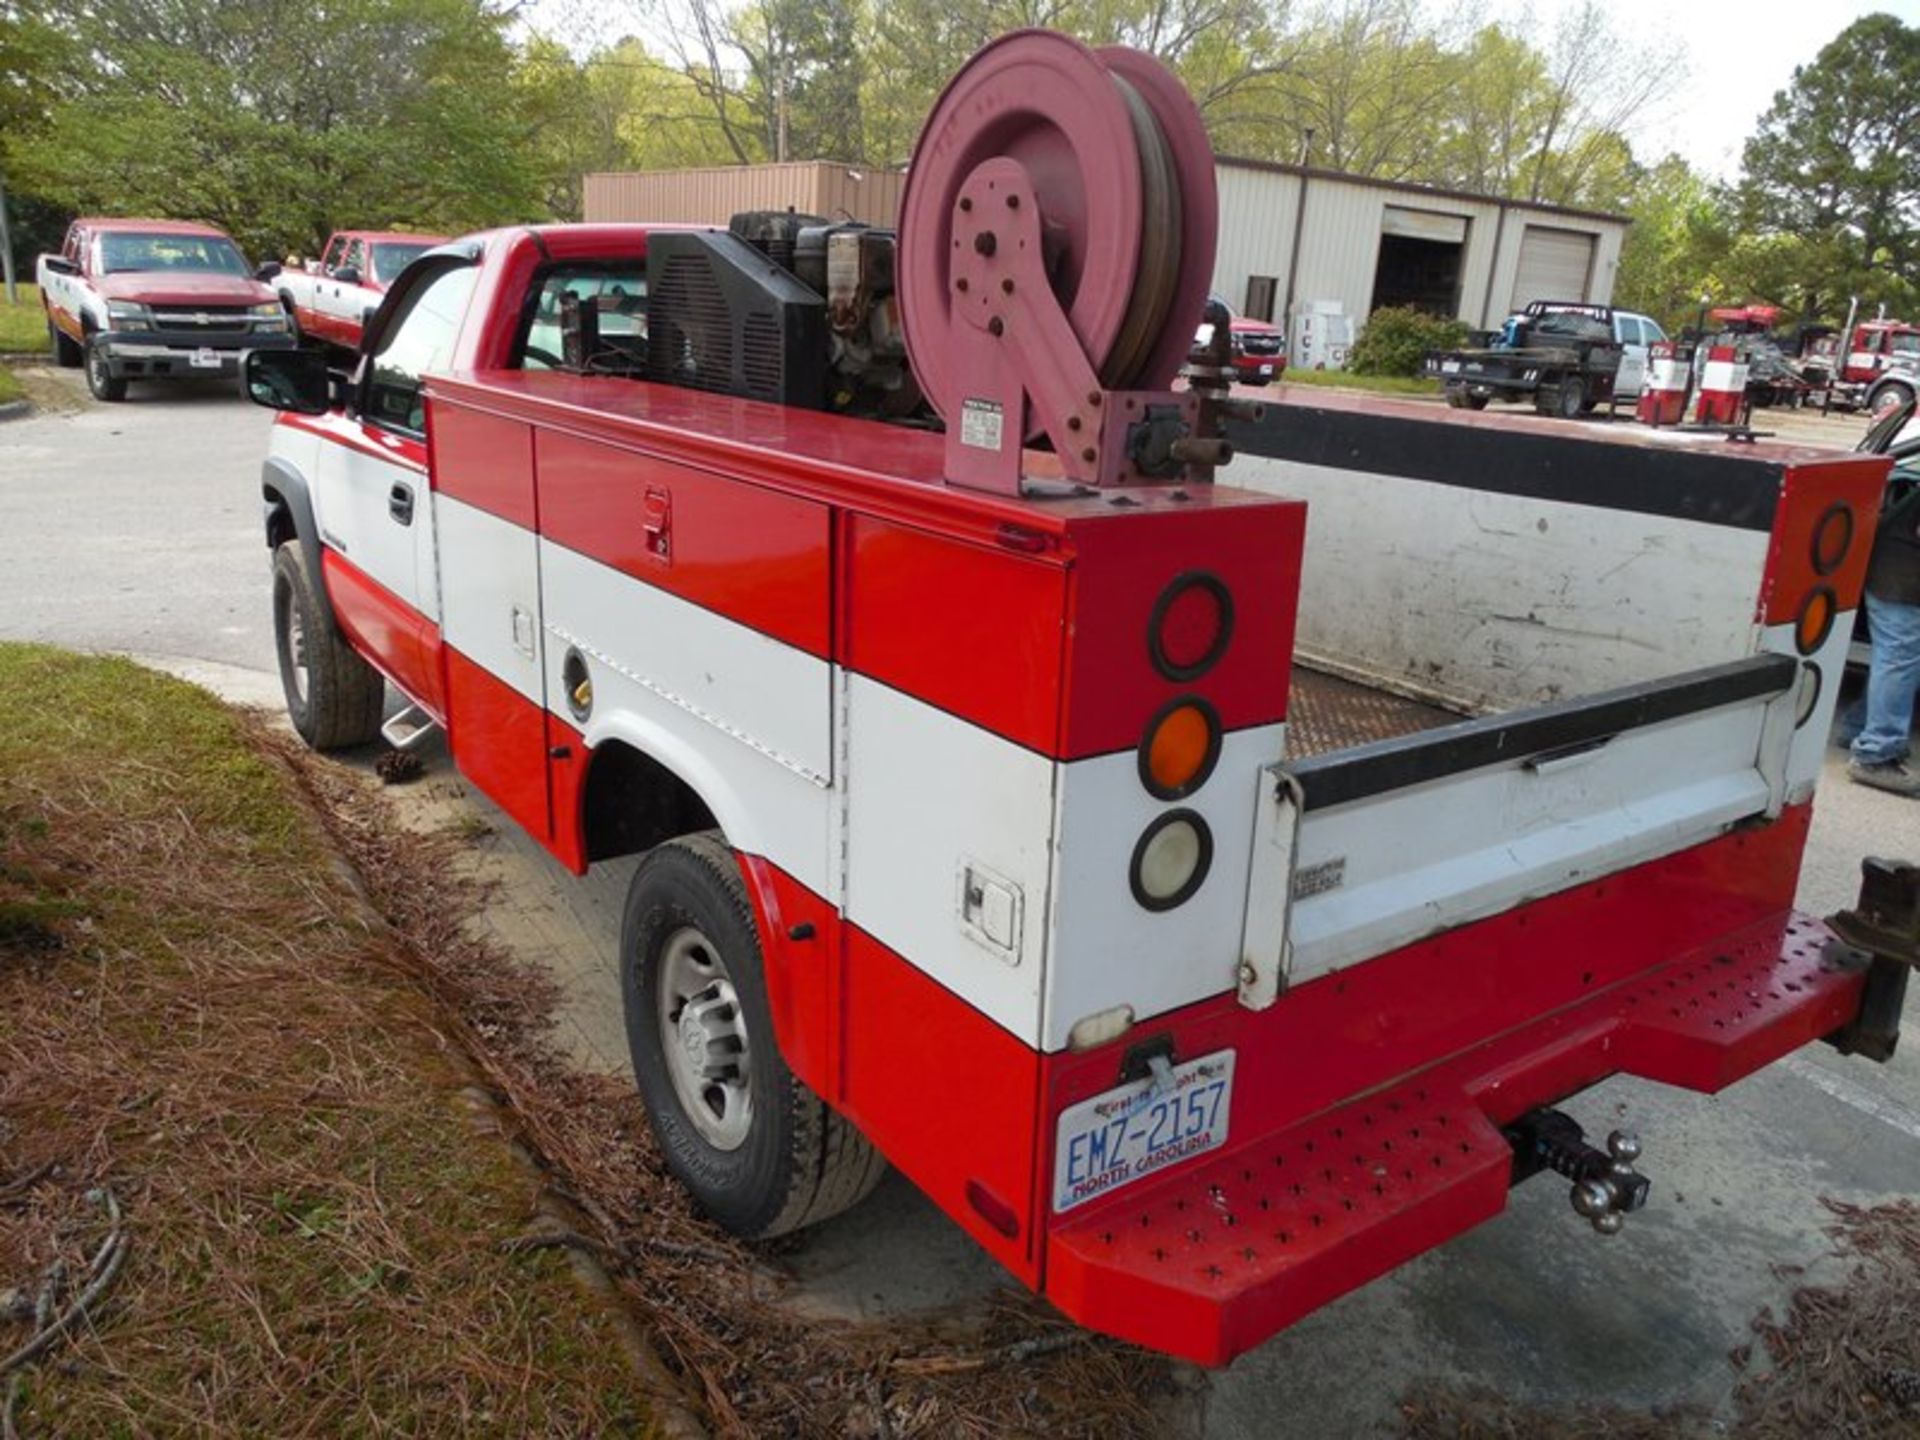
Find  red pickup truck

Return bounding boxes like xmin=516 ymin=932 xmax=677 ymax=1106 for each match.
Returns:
xmin=274 ymin=230 xmax=445 ymax=352
xmin=37 ymin=217 xmax=295 ymax=401
xmin=238 ymin=30 xmax=1908 ymax=1372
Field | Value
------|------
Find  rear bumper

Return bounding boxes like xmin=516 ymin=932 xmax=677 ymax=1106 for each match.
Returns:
xmin=1043 ymin=911 xmax=1870 ymax=1366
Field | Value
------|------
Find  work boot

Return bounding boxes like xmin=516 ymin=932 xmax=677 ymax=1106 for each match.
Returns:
xmin=1848 ymin=758 xmax=1920 ymax=797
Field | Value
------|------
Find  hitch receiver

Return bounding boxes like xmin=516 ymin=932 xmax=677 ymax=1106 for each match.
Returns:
xmin=1504 ymin=1108 xmax=1650 ymax=1236
xmin=1825 ymin=856 xmax=1919 ymax=1064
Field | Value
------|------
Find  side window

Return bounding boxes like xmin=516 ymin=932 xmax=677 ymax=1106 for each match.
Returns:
xmin=1642 ymin=318 xmax=1667 ymax=344
xmin=364 ymin=264 xmax=479 ymax=436
xmin=321 ymin=236 xmax=345 ymax=272
xmin=61 ymin=225 xmax=79 ymax=262
xmin=1618 ymin=316 xmax=1644 ymax=346
xmin=338 ymin=240 xmax=366 ymax=279
xmin=517 ymin=267 xmax=647 ymax=371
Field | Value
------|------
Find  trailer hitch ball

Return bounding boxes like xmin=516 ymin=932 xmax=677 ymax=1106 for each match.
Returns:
xmin=1505 ymin=1108 xmax=1652 ymax=1236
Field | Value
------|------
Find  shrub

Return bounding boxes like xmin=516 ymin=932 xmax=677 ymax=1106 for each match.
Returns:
xmin=1349 ymin=305 xmax=1471 ymax=376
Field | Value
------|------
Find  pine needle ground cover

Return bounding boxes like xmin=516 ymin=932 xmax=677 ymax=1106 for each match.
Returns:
xmin=0 ymin=646 xmax=647 ymax=1435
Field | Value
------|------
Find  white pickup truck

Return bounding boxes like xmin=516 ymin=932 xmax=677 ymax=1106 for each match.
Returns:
xmin=273 ymin=229 xmax=444 ymax=352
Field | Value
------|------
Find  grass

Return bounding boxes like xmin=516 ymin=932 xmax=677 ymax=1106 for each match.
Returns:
xmin=0 ymin=646 xmax=650 ymax=1435
xmin=0 ymin=282 xmax=49 ymax=356
xmin=1278 ymin=366 xmax=1441 ymax=396
xmin=0 ymin=368 xmax=20 ymax=405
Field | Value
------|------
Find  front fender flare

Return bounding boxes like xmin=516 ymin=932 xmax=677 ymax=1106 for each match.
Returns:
xmin=261 ymin=456 xmax=337 ymax=633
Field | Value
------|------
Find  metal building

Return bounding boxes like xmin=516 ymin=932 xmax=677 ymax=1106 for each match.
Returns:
xmin=581 ymin=155 xmax=1627 ymax=365
xmin=584 ymin=162 xmax=906 ymax=228
xmin=1209 ymin=157 xmax=1630 ymax=347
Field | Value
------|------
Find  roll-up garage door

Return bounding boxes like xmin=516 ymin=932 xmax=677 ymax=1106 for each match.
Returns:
xmin=1510 ymin=226 xmax=1594 ymax=310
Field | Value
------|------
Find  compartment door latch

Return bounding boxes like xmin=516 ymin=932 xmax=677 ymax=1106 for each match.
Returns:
xmin=958 ymin=860 xmax=1022 ymax=965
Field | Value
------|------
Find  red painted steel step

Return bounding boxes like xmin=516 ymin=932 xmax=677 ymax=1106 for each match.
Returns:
xmin=1046 ymin=913 xmax=1870 ymax=1366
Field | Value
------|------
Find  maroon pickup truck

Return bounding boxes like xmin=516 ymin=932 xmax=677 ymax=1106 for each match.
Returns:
xmin=38 ymin=218 xmax=295 ymax=401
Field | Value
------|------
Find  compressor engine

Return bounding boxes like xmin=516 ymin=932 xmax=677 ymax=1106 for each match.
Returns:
xmin=644 ymin=211 xmax=921 ymax=422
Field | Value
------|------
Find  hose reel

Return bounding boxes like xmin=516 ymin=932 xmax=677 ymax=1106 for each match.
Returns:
xmin=897 ymin=30 xmax=1230 ymax=495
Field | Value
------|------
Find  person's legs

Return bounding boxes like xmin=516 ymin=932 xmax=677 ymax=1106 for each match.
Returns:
xmin=1849 ymin=591 xmax=1920 ymax=793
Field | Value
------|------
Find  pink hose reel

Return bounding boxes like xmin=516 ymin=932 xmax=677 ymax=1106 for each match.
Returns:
xmin=897 ymin=30 xmax=1223 ymax=495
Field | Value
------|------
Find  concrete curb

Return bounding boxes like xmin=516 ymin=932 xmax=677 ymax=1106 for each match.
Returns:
xmin=0 ymin=399 xmax=31 ymax=423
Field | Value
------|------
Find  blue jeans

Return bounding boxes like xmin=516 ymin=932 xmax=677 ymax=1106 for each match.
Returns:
xmin=1849 ymin=591 xmax=1920 ymax=765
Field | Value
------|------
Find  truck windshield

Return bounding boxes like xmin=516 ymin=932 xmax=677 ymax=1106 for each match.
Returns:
xmin=98 ymin=232 xmax=249 ymax=276
xmin=371 ymin=242 xmax=433 ymax=282
xmin=1893 ymin=333 xmax=1920 ymax=355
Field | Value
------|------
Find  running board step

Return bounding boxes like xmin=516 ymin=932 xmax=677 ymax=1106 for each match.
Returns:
xmin=381 ymin=704 xmax=439 ymax=751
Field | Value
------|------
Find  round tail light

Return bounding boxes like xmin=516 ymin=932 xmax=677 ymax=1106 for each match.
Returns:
xmin=1149 ymin=571 xmax=1233 ymax=681
xmin=1794 ymin=585 xmax=1836 ymax=656
xmin=1130 ymin=810 xmax=1213 ymax=911
xmin=1139 ymin=696 xmax=1221 ymax=798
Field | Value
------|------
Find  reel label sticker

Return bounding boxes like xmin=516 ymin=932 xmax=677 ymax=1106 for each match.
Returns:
xmin=960 ymin=397 xmax=1005 ymax=451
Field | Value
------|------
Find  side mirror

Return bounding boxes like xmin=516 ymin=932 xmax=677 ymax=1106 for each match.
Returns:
xmin=41 ymin=255 xmax=79 ymax=277
xmin=332 ymin=265 xmax=362 ymax=286
xmin=244 ymin=347 xmax=333 ymax=415
xmin=255 ymin=261 xmax=283 ymax=282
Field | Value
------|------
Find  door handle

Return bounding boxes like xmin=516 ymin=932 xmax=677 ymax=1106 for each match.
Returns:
xmin=389 ymin=481 xmax=414 ymax=526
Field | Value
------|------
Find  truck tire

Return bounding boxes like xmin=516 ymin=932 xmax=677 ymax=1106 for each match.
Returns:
xmin=1870 ymin=381 xmax=1914 ymax=421
xmin=83 ymin=335 xmax=127 ymax=402
xmin=271 ymin=541 xmax=385 ymax=750
xmin=622 ymin=831 xmax=886 ymax=1238
xmin=46 ymin=314 xmax=82 ymax=368
xmin=1538 ymin=376 xmax=1585 ymax=419
xmin=1445 ymin=386 xmax=1488 ymax=411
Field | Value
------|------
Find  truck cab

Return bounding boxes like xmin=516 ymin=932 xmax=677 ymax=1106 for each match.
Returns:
xmin=1608 ymin=307 xmax=1667 ymax=397
xmin=275 ymin=229 xmax=446 ymax=353
xmin=37 ymin=218 xmax=294 ymax=402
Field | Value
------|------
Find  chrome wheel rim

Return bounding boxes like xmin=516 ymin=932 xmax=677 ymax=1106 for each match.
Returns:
xmin=656 ymin=925 xmax=753 ymax=1151
xmin=284 ymin=598 xmax=309 ymax=704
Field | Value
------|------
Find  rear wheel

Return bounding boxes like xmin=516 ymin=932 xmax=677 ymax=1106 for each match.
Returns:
xmin=83 ymin=336 xmax=127 ymax=402
xmin=622 ymin=831 xmax=885 ymax=1238
xmin=271 ymin=541 xmax=385 ymax=750
xmin=46 ymin=314 xmax=82 ymax=368
xmin=1445 ymin=386 xmax=1488 ymax=411
xmin=1538 ymin=375 xmax=1585 ymax=418
xmin=1870 ymin=382 xmax=1914 ymax=422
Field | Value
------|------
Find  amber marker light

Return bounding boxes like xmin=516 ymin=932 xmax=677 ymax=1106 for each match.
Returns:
xmin=1138 ymin=696 xmax=1222 ymax=800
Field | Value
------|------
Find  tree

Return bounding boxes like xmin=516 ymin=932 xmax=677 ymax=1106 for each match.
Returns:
xmin=643 ymin=0 xmax=868 ymax=163
xmin=6 ymin=0 xmax=547 ymax=262
xmin=1738 ymin=13 xmax=1920 ymax=321
xmin=1267 ymin=0 xmax=1459 ymax=177
xmin=1613 ymin=154 xmax=1734 ymax=330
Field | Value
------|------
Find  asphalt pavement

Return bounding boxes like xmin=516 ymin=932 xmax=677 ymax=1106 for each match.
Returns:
xmin=2 ymin=371 xmax=1917 ymax=1437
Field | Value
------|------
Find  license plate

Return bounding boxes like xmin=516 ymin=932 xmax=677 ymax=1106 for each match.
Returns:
xmin=190 ymin=348 xmax=222 ymax=369
xmin=1053 ymin=1049 xmax=1234 ymax=1212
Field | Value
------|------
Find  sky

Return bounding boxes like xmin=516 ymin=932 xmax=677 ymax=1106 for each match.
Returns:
xmin=1446 ymin=0 xmax=1920 ymax=180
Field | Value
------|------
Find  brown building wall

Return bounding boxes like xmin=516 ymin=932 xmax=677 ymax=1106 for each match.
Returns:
xmin=583 ymin=162 xmax=907 ymax=227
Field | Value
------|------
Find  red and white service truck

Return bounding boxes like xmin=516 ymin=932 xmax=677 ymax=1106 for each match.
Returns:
xmin=274 ymin=230 xmax=446 ymax=352
xmin=242 ymin=31 xmax=1914 ymax=1367
xmin=37 ymin=217 xmax=294 ymax=402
